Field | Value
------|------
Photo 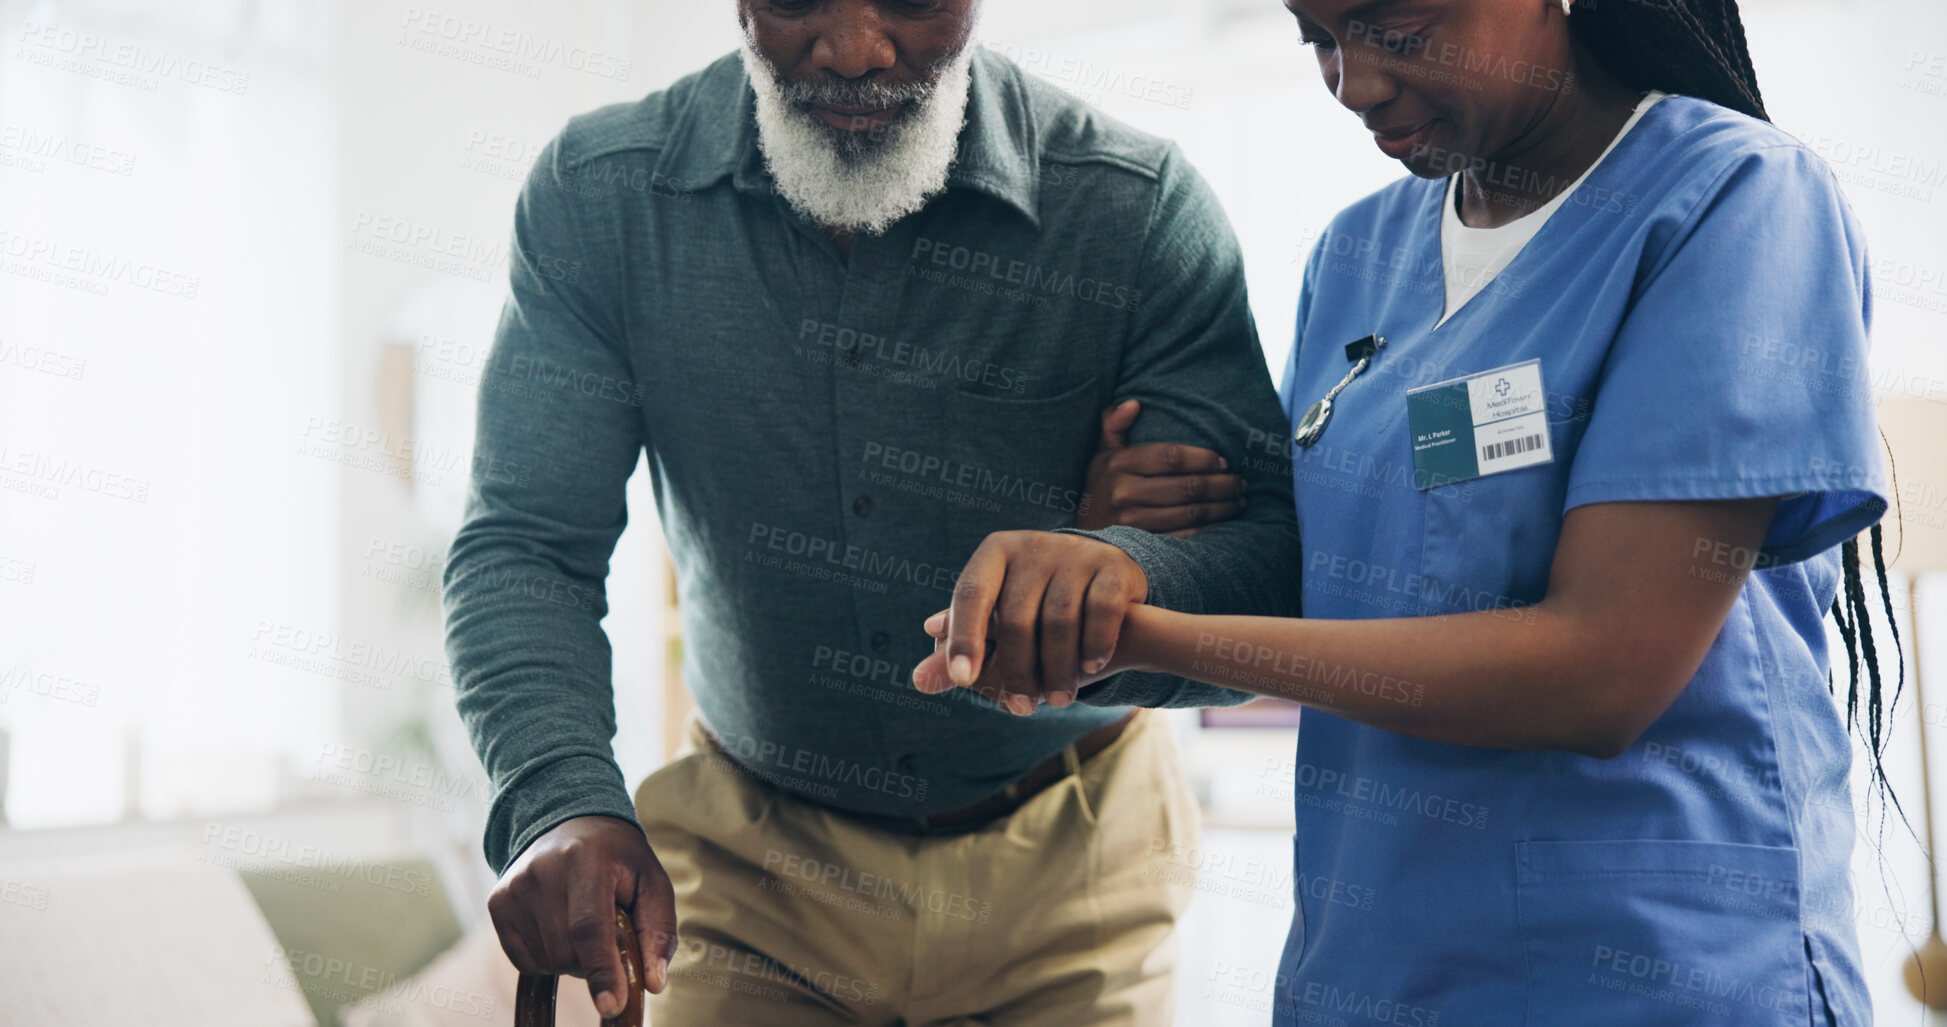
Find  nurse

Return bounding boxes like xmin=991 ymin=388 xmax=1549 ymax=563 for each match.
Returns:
xmin=914 ymin=0 xmax=1904 ymax=1022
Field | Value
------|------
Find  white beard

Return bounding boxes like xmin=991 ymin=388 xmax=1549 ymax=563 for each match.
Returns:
xmin=739 ymin=33 xmax=975 ymax=236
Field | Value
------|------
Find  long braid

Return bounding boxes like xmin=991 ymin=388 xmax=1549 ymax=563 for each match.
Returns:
xmin=1577 ymin=0 xmax=1912 ymax=834
xmin=1833 ymin=521 xmax=1920 ymax=868
xmin=1712 ymin=0 xmax=1766 ymax=111
xmin=1870 ymin=522 xmax=1905 ymax=728
xmin=1838 ymin=531 xmax=1894 ymax=764
xmin=1829 ymin=538 xmax=1861 ymax=699
xmin=1569 ymin=0 xmax=1768 ymax=121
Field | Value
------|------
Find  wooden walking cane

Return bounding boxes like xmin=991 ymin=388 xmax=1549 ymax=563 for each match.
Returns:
xmin=514 ymin=908 xmax=647 ymax=1027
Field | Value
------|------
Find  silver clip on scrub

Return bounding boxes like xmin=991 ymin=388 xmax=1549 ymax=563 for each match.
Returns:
xmin=1292 ymin=334 xmax=1386 ymax=449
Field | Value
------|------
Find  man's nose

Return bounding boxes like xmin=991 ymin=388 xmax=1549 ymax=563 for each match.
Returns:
xmin=809 ymin=0 xmax=899 ymax=79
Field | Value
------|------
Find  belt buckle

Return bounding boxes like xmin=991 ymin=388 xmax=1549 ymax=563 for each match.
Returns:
xmin=909 ymin=809 xmax=968 ymax=836
xmin=897 ymin=740 xmax=1089 ymax=837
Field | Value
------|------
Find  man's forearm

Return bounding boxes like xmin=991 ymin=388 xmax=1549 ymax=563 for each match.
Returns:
xmin=444 ymin=536 xmax=638 ymax=874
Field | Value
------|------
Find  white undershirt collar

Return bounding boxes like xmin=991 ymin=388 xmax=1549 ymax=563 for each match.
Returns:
xmin=1436 ymin=90 xmax=1667 ymax=328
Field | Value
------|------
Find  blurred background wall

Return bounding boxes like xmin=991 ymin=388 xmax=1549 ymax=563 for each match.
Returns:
xmin=1 ymin=0 xmax=1945 ymax=1023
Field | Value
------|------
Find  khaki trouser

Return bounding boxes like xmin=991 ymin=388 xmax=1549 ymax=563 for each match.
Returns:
xmin=633 ymin=710 xmax=1199 ymax=1026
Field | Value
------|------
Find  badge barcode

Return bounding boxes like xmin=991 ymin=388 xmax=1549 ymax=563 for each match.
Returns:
xmin=1481 ymin=434 xmax=1544 ymax=462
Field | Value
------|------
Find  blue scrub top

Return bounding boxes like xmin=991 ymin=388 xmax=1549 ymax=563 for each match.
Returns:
xmin=1275 ymin=96 xmax=1889 ymax=1026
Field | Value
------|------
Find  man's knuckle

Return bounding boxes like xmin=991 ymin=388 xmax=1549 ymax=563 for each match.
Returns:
xmin=567 ymin=913 xmax=610 ymax=943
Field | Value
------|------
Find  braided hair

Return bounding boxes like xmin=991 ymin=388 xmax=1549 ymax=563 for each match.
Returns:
xmin=1570 ymin=0 xmax=1907 ymax=814
xmin=1568 ymin=0 xmax=1769 ymax=121
xmin=1830 ymin=521 xmax=1904 ymax=808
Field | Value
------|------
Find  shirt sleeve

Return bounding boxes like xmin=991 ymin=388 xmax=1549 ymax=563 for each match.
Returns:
xmin=1564 ymin=143 xmax=1888 ymax=567
xmin=1056 ymin=144 xmax=1305 ymax=710
xmin=441 ymin=127 xmax=648 ymax=875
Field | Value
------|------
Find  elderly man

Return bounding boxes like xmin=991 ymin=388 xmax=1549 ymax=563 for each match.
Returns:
xmin=441 ymin=0 xmax=1301 ymax=1023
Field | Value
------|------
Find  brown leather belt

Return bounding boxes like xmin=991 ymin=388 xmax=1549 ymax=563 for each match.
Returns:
xmin=835 ymin=709 xmax=1139 ymax=836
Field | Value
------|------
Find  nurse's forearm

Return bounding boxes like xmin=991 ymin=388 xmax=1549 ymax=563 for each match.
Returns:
xmin=1116 ymin=603 xmax=1648 ymax=757
xmin=1111 ymin=498 xmax=1777 ymax=756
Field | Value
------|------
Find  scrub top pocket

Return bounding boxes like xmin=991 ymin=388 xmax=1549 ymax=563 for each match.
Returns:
xmin=1414 ymin=407 xmax=1589 ymax=617
xmin=941 ymin=377 xmax=1101 ymax=562
xmin=1514 ymin=838 xmax=1809 ymax=1026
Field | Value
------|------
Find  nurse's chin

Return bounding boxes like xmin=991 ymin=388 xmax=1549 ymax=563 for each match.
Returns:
xmin=1395 ymin=160 xmax=1456 ymax=180
xmin=1392 ymin=147 xmax=1463 ymax=180
xmin=1374 ymin=121 xmax=1448 ymax=174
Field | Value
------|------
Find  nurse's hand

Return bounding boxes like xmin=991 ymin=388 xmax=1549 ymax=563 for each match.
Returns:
xmin=911 ymin=530 xmax=1148 ymax=712
xmin=1076 ymin=399 xmax=1246 ymax=537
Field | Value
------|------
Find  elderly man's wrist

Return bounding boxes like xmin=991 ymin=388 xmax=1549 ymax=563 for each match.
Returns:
xmin=1090 ymin=533 xmax=1149 ymax=605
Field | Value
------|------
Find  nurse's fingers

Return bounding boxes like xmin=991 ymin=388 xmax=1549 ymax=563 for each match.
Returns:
xmin=1116 ymin=498 xmax=1247 ymax=535
xmin=913 ymin=642 xmax=950 ymax=693
xmin=915 ymin=638 xmax=1001 ymax=697
xmin=1106 ymin=470 xmax=1246 ymax=507
xmin=1106 ymin=442 xmax=1228 ymax=479
xmin=1095 ymin=398 xmax=1141 ymax=452
xmin=917 ymin=610 xmax=989 ymax=695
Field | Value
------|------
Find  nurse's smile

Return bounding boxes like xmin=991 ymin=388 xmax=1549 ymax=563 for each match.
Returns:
xmin=1369 ymin=117 xmax=1437 ymax=160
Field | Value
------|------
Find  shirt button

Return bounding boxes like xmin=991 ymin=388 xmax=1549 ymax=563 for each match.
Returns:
xmin=895 ymin=754 xmax=916 ymax=773
xmin=852 ymin=495 xmax=873 ymax=517
xmin=843 ymin=347 xmax=862 ymax=367
xmin=870 ymin=632 xmax=890 ymax=651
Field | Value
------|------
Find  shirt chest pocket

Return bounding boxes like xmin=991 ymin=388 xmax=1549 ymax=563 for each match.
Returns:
xmin=1416 ymin=410 xmax=1584 ymax=617
xmin=940 ymin=377 xmax=1101 ymax=566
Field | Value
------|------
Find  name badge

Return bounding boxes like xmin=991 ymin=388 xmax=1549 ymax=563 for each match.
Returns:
xmin=1405 ymin=359 xmax=1553 ymax=489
